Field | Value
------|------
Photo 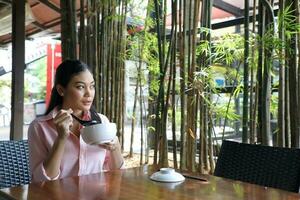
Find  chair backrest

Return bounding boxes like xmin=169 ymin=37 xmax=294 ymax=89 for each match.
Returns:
xmin=214 ymin=140 xmax=300 ymax=193
xmin=0 ymin=140 xmax=31 ymax=188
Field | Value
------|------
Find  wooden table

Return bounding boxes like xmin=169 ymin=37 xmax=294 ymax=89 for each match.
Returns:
xmin=0 ymin=165 xmax=300 ymax=200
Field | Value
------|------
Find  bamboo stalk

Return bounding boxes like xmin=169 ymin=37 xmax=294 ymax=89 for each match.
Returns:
xmin=243 ymin=0 xmax=250 ymax=143
xmin=60 ymin=0 xmax=77 ymax=60
xmin=277 ymin=0 xmax=285 ymax=147
xmin=179 ymin=0 xmax=187 ymax=171
xmin=171 ymin=0 xmax=178 ymax=169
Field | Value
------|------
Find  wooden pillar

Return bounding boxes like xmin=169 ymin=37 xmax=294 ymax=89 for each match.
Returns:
xmin=61 ymin=0 xmax=77 ymax=60
xmin=10 ymin=0 xmax=25 ymax=140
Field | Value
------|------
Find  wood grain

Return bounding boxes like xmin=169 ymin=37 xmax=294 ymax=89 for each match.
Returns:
xmin=0 ymin=165 xmax=299 ymax=200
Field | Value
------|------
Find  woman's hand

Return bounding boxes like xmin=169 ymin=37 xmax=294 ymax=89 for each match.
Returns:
xmin=99 ymin=136 xmax=120 ymax=151
xmin=99 ymin=137 xmax=124 ymax=169
xmin=53 ymin=108 xmax=73 ymax=140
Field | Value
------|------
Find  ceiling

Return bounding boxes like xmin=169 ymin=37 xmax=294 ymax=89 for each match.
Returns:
xmin=0 ymin=0 xmax=280 ymax=45
xmin=0 ymin=0 xmax=68 ymax=45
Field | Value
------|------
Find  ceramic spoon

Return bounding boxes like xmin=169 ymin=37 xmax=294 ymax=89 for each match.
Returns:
xmin=71 ymin=114 xmax=99 ymax=126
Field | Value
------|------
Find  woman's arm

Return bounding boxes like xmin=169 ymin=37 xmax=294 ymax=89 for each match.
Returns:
xmin=101 ymin=137 xmax=124 ymax=170
xmin=28 ymin=122 xmax=52 ymax=182
xmin=97 ymin=113 xmax=124 ymax=169
xmin=43 ymin=109 xmax=73 ymax=178
xmin=43 ymin=136 xmax=67 ymax=178
xmin=108 ymin=138 xmax=124 ymax=169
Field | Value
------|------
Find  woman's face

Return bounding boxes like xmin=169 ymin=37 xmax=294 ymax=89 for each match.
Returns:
xmin=59 ymin=70 xmax=95 ymax=114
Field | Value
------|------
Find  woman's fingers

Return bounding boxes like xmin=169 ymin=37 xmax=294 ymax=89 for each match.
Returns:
xmin=99 ymin=137 xmax=121 ymax=151
xmin=99 ymin=142 xmax=116 ymax=151
xmin=53 ymin=109 xmax=73 ymax=138
xmin=54 ymin=109 xmax=73 ymax=122
xmin=54 ymin=114 xmax=73 ymax=126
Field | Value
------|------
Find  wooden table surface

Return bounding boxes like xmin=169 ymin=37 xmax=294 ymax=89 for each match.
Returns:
xmin=0 ymin=165 xmax=300 ymax=200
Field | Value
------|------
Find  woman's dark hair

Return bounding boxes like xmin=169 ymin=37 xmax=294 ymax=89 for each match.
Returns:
xmin=45 ymin=59 xmax=90 ymax=115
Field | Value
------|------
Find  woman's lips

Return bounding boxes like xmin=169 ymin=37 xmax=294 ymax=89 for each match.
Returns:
xmin=82 ymin=101 xmax=92 ymax=106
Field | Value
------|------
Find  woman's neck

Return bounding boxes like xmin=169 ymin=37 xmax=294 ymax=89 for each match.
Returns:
xmin=73 ymin=110 xmax=83 ymax=117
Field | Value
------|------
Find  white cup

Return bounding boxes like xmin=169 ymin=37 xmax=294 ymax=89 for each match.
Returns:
xmin=81 ymin=123 xmax=117 ymax=145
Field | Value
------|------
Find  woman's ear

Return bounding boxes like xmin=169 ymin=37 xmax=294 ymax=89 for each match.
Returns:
xmin=56 ymin=85 xmax=65 ymax=96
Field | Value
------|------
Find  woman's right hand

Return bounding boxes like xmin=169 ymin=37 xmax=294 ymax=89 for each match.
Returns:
xmin=53 ymin=108 xmax=73 ymax=140
xmin=44 ymin=108 xmax=73 ymax=179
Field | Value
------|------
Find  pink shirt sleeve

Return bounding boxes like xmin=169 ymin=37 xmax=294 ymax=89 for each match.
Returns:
xmin=28 ymin=121 xmax=60 ymax=182
xmin=103 ymin=151 xmax=125 ymax=171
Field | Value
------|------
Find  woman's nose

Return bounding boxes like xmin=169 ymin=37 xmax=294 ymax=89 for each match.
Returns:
xmin=84 ymin=88 xmax=92 ymax=96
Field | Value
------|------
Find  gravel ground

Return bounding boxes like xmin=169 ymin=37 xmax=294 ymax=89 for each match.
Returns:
xmin=122 ymin=151 xmax=177 ymax=168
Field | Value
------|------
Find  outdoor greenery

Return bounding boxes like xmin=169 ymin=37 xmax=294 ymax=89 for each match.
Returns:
xmin=0 ymin=57 xmax=47 ymax=105
xmin=0 ymin=76 xmax=11 ymax=107
xmin=24 ymin=57 xmax=47 ymax=102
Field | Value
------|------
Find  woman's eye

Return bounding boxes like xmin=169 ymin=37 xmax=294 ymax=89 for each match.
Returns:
xmin=90 ymin=85 xmax=95 ymax=89
xmin=77 ymin=85 xmax=85 ymax=89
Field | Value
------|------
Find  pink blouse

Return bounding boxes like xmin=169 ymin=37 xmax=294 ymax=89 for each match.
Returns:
xmin=28 ymin=107 xmax=115 ymax=182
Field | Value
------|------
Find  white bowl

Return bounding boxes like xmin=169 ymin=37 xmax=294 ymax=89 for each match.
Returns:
xmin=150 ymin=168 xmax=185 ymax=183
xmin=81 ymin=123 xmax=117 ymax=145
xmin=152 ymin=181 xmax=183 ymax=189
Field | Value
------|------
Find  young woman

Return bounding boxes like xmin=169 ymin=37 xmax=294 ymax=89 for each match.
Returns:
xmin=28 ymin=60 xmax=124 ymax=182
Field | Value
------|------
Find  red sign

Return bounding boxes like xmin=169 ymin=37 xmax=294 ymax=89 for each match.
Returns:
xmin=46 ymin=43 xmax=61 ymax=106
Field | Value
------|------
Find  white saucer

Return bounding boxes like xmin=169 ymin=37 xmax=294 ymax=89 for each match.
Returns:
xmin=150 ymin=168 xmax=185 ymax=183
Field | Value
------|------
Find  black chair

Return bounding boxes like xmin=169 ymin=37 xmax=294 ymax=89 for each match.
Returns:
xmin=0 ymin=140 xmax=31 ymax=188
xmin=214 ymin=140 xmax=300 ymax=193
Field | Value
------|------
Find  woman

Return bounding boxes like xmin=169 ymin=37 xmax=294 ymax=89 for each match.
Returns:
xmin=28 ymin=59 xmax=124 ymax=182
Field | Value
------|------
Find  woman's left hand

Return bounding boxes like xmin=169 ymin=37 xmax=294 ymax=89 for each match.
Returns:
xmin=99 ymin=137 xmax=120 ymax=152
xmin=99 ymin=137 xmax=124 ymax=169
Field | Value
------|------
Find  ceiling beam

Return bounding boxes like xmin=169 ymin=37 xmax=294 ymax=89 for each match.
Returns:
xmin=213 ymin=0 xmax=243 ymax=17
xmin=32 ymin=21 xmax=47 ymax=30
xmin=37 ymin=0 xmax=60 ymax=13
xmin=0 ymin=0 xmax=11 ymax=5
xmin=212 ymin=8 xmax=279 ymax=29
xmin=0 ymin=18 xmax=61 ymax=44
xmin=0 ymin=7 xmax=84 ymax=44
